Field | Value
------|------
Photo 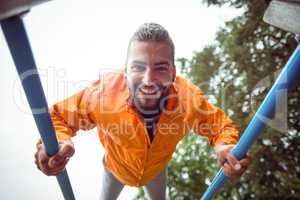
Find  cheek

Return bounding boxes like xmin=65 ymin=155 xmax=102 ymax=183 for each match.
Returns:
xmin=127 ymin=75 xmax=142 ymax=89
xmin=156 ymin=73 xmax=173 ymax=85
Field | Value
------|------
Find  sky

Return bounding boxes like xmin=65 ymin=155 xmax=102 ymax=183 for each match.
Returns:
xmin=0 ymin=0 xmax=242 ymax=199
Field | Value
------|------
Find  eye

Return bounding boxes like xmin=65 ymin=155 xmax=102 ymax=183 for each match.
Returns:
xmin=155 ymin=65 xmax=169 ymax=72
xmin=131 ymin=65 xmax=146 ymax=72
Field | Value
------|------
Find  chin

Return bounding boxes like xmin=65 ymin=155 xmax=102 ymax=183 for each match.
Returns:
xmin=136 ymin=99 xmax=161 ymax=113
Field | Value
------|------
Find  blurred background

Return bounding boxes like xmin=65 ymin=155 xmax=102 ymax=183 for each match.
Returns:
xmin=0 ymin=0 xmax=299 ymax=199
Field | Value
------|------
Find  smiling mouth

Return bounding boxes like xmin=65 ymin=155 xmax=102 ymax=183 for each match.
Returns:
xmin=139 ymin=88 xmax=158 ymax=95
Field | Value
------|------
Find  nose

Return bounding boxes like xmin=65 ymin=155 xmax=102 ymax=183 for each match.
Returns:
xmin=142 ymin=68 xmax=155 ymax=86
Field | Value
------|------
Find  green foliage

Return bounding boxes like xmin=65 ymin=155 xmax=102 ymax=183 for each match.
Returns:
xmin=167 ymin=133 xmax=218 ymax=200
xmin=134 ymin=188 xmax=148 ymax=200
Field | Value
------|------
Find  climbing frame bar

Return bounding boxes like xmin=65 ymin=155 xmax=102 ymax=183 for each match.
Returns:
xmin=1 ymin=15 xmax=76 ymax=200
xmin=201 ymin=44 xmax=300 ymax=200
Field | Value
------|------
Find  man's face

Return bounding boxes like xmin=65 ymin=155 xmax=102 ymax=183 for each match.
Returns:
xmin=126 ymin=41 xmax=176 ymax=113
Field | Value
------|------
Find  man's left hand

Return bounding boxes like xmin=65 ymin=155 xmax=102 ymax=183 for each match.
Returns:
xmin=214 ymin=144 xmax=251 ymax=178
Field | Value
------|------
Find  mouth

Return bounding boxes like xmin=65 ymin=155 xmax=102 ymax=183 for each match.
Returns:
xmin=137 ymin=87 xmax=163 ymax=100
xmin=139 ymin=87 xmax=158 ymax=95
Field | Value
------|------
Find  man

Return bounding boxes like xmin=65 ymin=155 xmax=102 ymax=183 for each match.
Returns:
xmin=34 ymin=23 xmax=251 ymax=200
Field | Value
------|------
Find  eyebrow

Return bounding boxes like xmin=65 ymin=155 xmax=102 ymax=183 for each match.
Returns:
xmin=131 ymin=60 xmax=146 ymax=66
xmin=130 ymin=60 xmax=170 ymax=66
xmin=154 ymin=61 xmax=170 ymax=66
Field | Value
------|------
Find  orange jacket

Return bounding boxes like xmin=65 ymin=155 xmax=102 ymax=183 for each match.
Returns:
xmin=49 ymin=71 xmax=239 ymax=187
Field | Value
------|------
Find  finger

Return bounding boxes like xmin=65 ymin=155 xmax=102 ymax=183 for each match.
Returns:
xmin=223 ymin=163 xmax=235 ymax=177
xmin=45 ymin=166 xmax=65 ymax=176
xmin=35 ymin=144 xmax=44 ymax=170
xmin=49 ymin=156 xmax=71 ymax=171
xmin=34 ymin=152 xmax=39 ymax=166
xmin=34 ymin=158 xmax=40 ymax=169
xmin=58 ymin=143 xmax=75 ymax=158
xmin=226 ymin=153 xmax=241 ymax=171
xmin=34 ymin=160 xmax=40 ymax=170
xmin=218 ymin=156 xmax=226 ymax=166
xmin=36 ymin=143 xmax=44 ymax=150
xmin=48 ymin=143 xmax=74 ymax=167
xmin=240 ymin=157 xmax=251 ymax=168
xmin=224 ymin=163 xmax=236 ymax=177
xmin=34 ymin=151 xmax=38 ymax=160
xmin=37 ymin=150 xmax=50 ymax=172
xmin=224 ymin=163 xmax=244 ymax=178
xmin=45 ymin=157 xmax=70 ymax=176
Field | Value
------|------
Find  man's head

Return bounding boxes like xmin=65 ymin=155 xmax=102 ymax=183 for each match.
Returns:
xmin=125 ymin=23 xmax=176 ymax=114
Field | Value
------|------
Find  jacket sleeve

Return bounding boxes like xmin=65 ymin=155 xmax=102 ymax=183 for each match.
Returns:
xmin=46 ymin=80 xmax=99 ymax=142
xmin=190 ymin=91 xmax=240 ymax=147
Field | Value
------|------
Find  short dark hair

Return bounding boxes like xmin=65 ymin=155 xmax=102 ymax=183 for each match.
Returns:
xmin=127 ymin=22 xmax=175 ymax=64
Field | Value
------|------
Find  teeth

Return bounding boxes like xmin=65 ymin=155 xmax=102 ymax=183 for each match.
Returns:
xmin=140 ymin=88 xmax=156 ymax=94
xmin=142 ymin=91 xmax=155 ymax=95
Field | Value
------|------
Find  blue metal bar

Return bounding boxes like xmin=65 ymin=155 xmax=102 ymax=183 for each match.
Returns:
xmin=201 ymin=44 xmax=300 ymax=200
xmin=1 ymin=16 xmax=76 ymax=200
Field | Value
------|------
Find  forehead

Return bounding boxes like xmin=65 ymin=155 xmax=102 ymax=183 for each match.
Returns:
xmin=127 ymin=41 xmax=173 ymax=63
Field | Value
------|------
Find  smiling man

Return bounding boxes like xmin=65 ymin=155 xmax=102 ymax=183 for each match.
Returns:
xmin=34 ymin=23 xmax=251 ymax=200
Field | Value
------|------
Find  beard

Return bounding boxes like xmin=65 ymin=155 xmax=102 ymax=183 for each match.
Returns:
xmin=130 ymin=83 xmax=169 ymax=115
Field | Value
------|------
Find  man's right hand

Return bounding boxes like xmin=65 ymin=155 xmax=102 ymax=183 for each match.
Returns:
xmin=34 ymin=139 xmax=75 ymax=176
